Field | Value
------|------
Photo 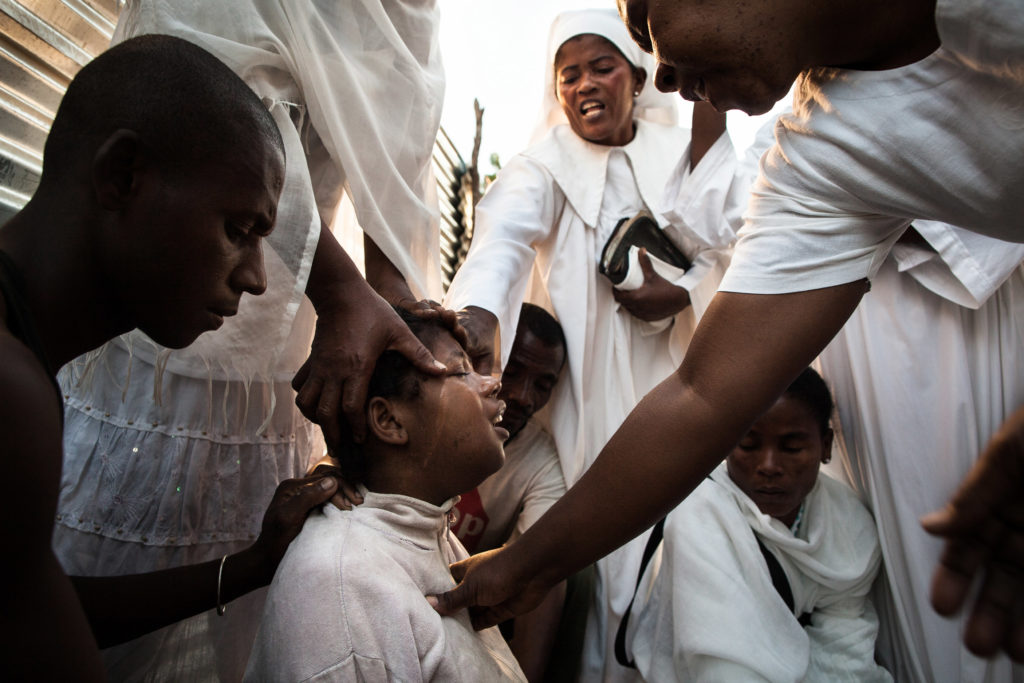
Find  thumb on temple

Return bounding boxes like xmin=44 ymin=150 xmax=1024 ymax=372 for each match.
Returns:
xmin=391 ymin=324 xmax=446 ymax=376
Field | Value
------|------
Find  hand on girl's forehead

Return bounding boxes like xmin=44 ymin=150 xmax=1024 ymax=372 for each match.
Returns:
xmin=425 ymin=331 xmax=472 ymax=374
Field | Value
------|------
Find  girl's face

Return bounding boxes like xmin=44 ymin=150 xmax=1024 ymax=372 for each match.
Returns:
xmin=554 ymin=34 xmax=644 ymax=147
xmin=726 ymin=394 xmax=832 ymax=526
xmin=401 ymin=331 xmax=508 ymax=501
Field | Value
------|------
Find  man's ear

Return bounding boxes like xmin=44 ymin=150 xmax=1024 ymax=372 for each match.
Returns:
xmin=821 ymin=427 xmax=835 ymax=463
xmin=368 ymin=396 xmax=409 ymax=446
xmin=93 ymin=129 xmax=147 ymax=210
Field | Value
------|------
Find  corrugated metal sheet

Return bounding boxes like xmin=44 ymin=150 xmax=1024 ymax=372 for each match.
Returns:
xmin=0 ymin=0 xmax=119 ymax=221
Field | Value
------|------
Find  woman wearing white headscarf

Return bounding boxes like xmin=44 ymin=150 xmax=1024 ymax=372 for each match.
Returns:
xmin=54 ymin=1 xmax=445 ymax=680
xmin=445 ymin=9 xmax=749 ymax=681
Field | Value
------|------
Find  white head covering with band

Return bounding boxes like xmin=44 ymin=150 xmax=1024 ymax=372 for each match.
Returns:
xmin=532 ymin=8 xmax=679 ymax=142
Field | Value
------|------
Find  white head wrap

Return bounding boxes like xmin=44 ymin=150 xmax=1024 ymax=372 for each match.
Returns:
xmin=532 ymin=8 xmax=678 ymax=142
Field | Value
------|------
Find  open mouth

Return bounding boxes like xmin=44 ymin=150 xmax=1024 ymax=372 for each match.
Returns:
xmin=580 ymin=99 xmax=605 ymax=118
xmin=491 ymin=400 xmax=506 ymax=426
xmin=491 ymin=401 xmax=510 ymax=440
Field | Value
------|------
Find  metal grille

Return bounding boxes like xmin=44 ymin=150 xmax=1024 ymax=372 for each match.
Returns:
xmin=433 ymin=125 xmax=473 ymax=291
xmin=0 ymin=0 xmax=119 ymax=222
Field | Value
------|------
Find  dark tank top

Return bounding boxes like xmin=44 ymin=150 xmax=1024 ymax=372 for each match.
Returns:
xmin=0 ymin=249 xmax=62 ymax=409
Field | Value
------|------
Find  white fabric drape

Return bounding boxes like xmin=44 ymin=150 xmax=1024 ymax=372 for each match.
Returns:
xmin=819 ymin=223 xmax=1024 ymax=682
xmin=246 ymin=491 xmax=526 ymax=682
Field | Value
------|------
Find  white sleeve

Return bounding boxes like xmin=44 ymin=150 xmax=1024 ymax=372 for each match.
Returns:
xmin=657 ymin=131 xmax=744 ymax=320
xmin=444 ymin=155 xmax=561 ymax=357
xmin=511 ymin=434 xmax=566 ymax=540
xmin=660 ymin=131 xmax=745 ymax=255
xmin=721 ymin=163 xmax=909 ymax=294
xmin=898 ymin=220 xmax=1024 ymax=309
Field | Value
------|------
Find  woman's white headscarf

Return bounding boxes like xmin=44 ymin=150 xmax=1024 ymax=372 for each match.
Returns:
xmin=532 ymin=8 xmax=679 ymax=142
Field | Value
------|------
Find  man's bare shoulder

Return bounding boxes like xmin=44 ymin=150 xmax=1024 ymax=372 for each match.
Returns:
xmin=0 ymin=326 xmax=61 ymax=423
xmin=0 ymin=325 xmax=63 ymax=524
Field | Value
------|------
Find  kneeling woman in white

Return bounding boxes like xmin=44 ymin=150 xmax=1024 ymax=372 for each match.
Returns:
xmin=627 ymin=368 xmax=891 ymax=682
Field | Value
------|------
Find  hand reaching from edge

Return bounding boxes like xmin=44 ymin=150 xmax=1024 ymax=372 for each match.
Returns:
xmin=612 ymin=248 xmax=691 ymax=322
xmin=427 ymin=546 xmax=555 ymax=631
xmin=922 ymin=405 xmax=1024 ymax=661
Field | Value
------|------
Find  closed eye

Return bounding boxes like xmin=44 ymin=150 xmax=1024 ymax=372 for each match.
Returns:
xmin=227 ymin=221 xmax=255 ymax=243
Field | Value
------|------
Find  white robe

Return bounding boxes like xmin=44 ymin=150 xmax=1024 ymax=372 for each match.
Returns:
xmin=54 ymin=2 xmax=444 ymax=679
xmin=818 ymin=222 xmax=1024 ymax=682
xmin=245 ymin=492 xmax=525 ymax=682
xmin=629 ymin=464 xmax=890 ymax=683
xmin=445 ymin=119 xmax=746 ymax=682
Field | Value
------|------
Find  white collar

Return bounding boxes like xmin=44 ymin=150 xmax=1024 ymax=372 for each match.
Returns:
xmin=521 ymin=119 xmax=690 ymax=227
xmin=324 ymin=486 xmax=458 ymax=550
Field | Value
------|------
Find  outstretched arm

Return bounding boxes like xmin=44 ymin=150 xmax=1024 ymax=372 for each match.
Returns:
xmin=430 ymin=282 xmax=867 ymax=627
xmin=71 ymin=473 xmax=340 ymax=647
xmin=363 ymin=233 xmax=419 ymax=309
xmin=293 ymin=221 xmax=445 ymax=444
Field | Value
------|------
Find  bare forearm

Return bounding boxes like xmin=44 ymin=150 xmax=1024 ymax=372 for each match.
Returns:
xmin=510 ymin=374 xmax=743 ymax=586
xmin=71 ymin=546 xmax=270 ymax=648
xmin=69 ymin=473 xmax=345 ymax=648
xmin=506 ymin=284 xmax=867 ymax=587
xmin=305 ymin=220 xmax=370 ymax=311
xmin=364 ymin=233 xmax=416 ymax=306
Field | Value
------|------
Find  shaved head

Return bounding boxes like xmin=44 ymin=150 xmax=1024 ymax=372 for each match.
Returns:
xmin=41 ymin=34 xmax=284 ymax=187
